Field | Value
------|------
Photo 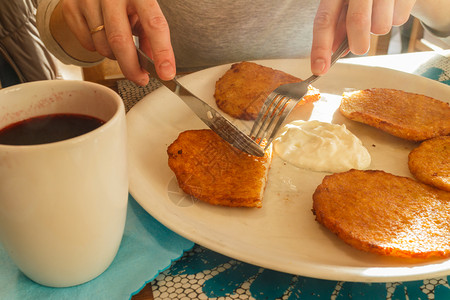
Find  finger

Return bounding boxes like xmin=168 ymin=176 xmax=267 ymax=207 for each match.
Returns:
xmin=393 ymin=0 xmax=415 ymax=26
xmin=333 ymin=4 xmax=348 ymax=51
xmin=311 ymin=0 xmax=345 ymax=75
xmin=81 ymin=0 xmax=115 ymax=59
xmin=101 ymin=0 xmax=150 ymax=85
xmin=346 ymin=0 xmax=373 ymax=55
xmin=371 ymin=0 xmax=394 ymax=35
xmin=136 ymin=0 xmax=176 ymax=80
xmin=60 ymin=0 xmax=96 ymax=51
xmin=138 ymin=35 xmax=154 ymax=59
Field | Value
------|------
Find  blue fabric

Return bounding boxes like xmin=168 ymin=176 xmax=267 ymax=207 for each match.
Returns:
xmin=155 ymin=245 xmax=450 ymax=299
xmin=0 ymin=195 xmax=194 ymax=300
xmin=421 ymin=67 xmax=450 ymax=85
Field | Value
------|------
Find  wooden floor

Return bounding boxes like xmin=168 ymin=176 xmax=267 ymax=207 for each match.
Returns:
xmin=132 ymin=284 xmax=154 ymax=299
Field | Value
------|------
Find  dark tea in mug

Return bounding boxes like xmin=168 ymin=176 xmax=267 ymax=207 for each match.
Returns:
xmin=0 ymin=114 xmax=105 ymax=145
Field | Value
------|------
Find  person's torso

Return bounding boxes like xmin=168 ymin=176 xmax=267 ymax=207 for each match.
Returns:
xmin=158 ymin=0 xmax=319 ymax=71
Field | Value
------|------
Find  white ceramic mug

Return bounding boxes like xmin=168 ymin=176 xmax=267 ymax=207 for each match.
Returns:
xmin=0 ymin=80 xmax=128 ymax=287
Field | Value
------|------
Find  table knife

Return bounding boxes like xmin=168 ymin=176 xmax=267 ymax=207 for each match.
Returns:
xmin=136 ymin=47 xmax=264 ymax=157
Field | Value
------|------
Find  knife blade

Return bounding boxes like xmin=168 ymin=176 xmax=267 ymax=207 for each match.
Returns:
xmin=136 ymin=47 xmax=264 ymax=157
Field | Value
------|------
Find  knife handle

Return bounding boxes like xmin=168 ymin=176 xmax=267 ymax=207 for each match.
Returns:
xmin=136 ymin=47 xmax=177 ymax=92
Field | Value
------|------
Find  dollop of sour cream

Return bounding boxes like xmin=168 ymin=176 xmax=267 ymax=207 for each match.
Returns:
xmin=273 ymin=120 xmax=371 ymax=172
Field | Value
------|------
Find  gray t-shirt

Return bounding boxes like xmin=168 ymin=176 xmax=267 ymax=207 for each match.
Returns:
xmin=158 ymin=0 xmax=319 ymax=72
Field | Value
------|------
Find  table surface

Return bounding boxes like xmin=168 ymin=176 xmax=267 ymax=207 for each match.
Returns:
xmin=128 ymin=50 xmax=449 ymax=299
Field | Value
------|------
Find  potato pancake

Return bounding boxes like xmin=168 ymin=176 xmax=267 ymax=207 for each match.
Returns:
xmin=339 ymin=88 xmax=450 ymax=141
xmin=214 ymin=61 xmax=320 ymax=120
xmin=408 ymin=136 xmax=450 ymax=192
xmin=312 ymin=169 xmax=450 ymax=259
xmin=167 ymin=129 xmax=272 ymax=208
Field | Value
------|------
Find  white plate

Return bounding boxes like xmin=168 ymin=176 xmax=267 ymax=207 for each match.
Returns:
xmin=127 ymin=59 xmax=450 ymax=282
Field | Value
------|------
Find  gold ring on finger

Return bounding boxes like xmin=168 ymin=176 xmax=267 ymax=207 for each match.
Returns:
xmin=90 ymin=24 xmax=105 ymax=34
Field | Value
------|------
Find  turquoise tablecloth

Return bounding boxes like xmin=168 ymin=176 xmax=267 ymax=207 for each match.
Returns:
xmin=0 ymin=196 xmax=194 ymax=300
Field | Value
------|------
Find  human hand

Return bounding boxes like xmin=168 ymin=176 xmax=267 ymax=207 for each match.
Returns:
xmin=60 ymin=0 xmax=176 ymax=85
xmin=311 ymin=0 xmax=416 ymax=76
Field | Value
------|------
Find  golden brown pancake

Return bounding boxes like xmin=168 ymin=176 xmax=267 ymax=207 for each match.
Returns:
xmin=339 ymin=88 xmax=450 ymax=141
xmin=167 ymin=129 xmax=272 ymax=208
xmin=312 ymin=169 xmax=450 ymax=259
xmin=408 ymin=136 xmax=450 ymax=192
xmin=214 ymin=61 xmax=321 ymax=120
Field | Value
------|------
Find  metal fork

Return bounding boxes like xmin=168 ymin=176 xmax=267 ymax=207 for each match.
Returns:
xmin=250 ymin=38 xmax=349 ymax=149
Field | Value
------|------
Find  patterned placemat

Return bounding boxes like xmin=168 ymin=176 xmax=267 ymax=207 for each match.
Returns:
xmin=150 ymin=245 xmax=450 ymax=300
xmin=118 ymin=75 xmax=186 ymax=112
xmin=118 ymin=78 xmax=162 ymax=112
xmin=415 ymin=52 xmax=450 ymax=85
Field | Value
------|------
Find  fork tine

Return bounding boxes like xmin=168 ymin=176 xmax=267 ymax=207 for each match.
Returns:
xmin=254 ymin=96 xmax=290 ymax=144
xmin=252 ymin=94 xmax=283 ymax=142
xmin=249 ymin=92 xmax=277 ymax=137
xmin=264 ymin=100 xmax=297 ymax=150
xmin=251 ymin=94 xmax=290 ymax=145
